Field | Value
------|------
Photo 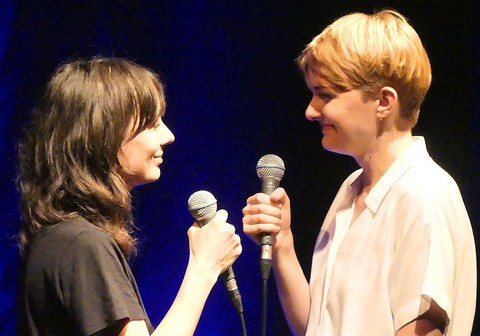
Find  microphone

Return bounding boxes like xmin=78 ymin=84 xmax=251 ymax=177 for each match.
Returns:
xmin=256 ymin=154 xmax=286 ymax=280
xmin=187 ymin=190 xmax=244 ymax=315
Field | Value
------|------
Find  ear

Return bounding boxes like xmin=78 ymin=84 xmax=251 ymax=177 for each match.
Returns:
xmin=376 ymin=86 xmax=398 ymax=119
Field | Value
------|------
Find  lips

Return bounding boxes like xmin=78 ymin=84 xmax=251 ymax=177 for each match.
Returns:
xmin=153 ymin=156 xmax=163 ymax=165
xmin=321 ymin=125 xmax=335 ymax=133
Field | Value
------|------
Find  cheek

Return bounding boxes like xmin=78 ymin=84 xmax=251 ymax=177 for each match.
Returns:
xmin=118 ymin=142 xmax=146 ymax=171
xmin=119 ymin=130 xmax=160 ymax=163
xmin=132 ymin=135 xmax=156 ymax=156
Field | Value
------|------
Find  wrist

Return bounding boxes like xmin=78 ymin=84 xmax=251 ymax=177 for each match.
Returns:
xmin=185 ymin=255 xmax=220 ymax=288
xmin=272 ymin=230 xmax=296 ymax=263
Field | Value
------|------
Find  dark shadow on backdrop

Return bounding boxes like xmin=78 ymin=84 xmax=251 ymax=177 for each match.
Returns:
xmin=1 ymin=1 xmax=478 ymax=335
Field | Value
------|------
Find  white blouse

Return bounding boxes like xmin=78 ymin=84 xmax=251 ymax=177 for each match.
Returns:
xmin=306 ymin=137 xmax=476 ymax=336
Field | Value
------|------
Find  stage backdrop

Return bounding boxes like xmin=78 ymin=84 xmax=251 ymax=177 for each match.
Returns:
xmin=1 ymin=1 xmax=478 ymax=335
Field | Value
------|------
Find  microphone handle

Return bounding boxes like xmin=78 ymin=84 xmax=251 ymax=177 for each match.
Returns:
xmin=221 ymin=266 xmax=243 ymax=313
xmin=195 ymin=212 xmax=244 ymax=314
xmin=260 ymin=177 xmax=280 ymax=280
xmin=261 ymin=178 xmax=280 ymax=196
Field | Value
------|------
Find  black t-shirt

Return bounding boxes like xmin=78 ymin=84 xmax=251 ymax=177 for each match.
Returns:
xmin=16 ymin=217 xmax=154 ymax=336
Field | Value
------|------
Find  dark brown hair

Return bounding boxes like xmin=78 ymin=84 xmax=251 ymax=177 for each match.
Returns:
xmin=17 ymin=57 xmax=166 ymax=257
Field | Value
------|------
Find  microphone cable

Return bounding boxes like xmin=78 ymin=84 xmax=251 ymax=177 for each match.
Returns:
xmin=255 ymin=154 xmax=285 ymax=336
xmin=261 ymin=277 xmax=268 ymax=336
xmin=240 ymin=309 xmax=247 ymax=336
xmin=260 ymin=242 xmax=272 ymax=336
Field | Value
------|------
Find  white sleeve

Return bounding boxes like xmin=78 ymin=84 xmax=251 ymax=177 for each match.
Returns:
xmin=388 ymin=186 xmax=455 ymax=332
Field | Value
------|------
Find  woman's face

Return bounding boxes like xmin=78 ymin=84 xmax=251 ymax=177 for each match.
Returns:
xmin=118 ymin=116 xmax=175 ymax=190
xmin=303 ymin=70 xmax=379 ymax=158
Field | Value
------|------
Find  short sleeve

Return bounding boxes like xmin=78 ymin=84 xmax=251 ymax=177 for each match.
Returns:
xmin=59 ymin=228 xmax=148 ymax=336
xmin=388 ymin=188 xmax=455 ymax=331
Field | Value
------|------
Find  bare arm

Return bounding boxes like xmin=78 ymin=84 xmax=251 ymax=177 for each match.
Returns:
xmin=272 ymin=230 xmax=310 ymax=335
xmin=396 ymin=300 xmax=447 ymax=336
xmin=243 ymin=188 xmax=310 ymax=335
xmin=119 ymin=210 xmax=242 ymax=336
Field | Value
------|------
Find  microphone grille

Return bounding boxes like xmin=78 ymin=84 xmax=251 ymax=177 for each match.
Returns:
xmin=188 ymin=190 xmax=218 ymax=219
xmin=256 ymin=154 xmax=285 ymax=180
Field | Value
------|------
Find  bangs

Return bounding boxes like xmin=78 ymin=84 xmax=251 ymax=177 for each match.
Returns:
xmin=128 ymin=66 xmax=166 ymax=137
xmin=297 ymin=37 xmax=355 ymax=93
xmin=297 ymin=10 xmax=431 ymax=125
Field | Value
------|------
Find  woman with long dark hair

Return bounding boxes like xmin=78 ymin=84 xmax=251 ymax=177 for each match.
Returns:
xmin=17 ymin=57 xmax=241 ymax=336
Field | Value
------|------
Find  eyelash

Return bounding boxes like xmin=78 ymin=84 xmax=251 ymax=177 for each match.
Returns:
xmin=311 ymin=85 xmax=334 ymax=101
xmin=318 ymin=92 xmax=333 ymax=101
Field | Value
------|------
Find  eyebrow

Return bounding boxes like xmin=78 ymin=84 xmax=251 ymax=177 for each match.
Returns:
xmin=308 ymin=82 xmax=332 ymax=93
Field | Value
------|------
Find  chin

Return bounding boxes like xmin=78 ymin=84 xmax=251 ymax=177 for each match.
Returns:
xmin=135 ymin=171 xmax=161 ymax=187
xmin=322 ymin=140 xmax=337 ymax=153
xmin=322 ymin=142 xmax=350 ymax=156
xmin=148 ymin=168 xmax=162 ymax=182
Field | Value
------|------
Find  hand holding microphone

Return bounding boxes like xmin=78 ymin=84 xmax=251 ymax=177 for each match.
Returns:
xmin=256 ymin=154 xmax=285 ymax=280
xmin=242 ymin=154 xmax=287 ymax=280
xmin=188 ymin=190 xmax=244 ymax=315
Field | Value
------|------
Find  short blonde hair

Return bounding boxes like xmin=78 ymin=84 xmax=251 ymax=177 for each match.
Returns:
xmin=297 ymin=9 xmax=431 ymax=126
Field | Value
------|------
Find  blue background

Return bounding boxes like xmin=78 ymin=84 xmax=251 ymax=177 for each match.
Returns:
xmin=1 ymin=1 xmax=479 ymax=335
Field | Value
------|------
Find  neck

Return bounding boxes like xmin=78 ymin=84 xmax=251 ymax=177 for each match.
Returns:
xmin=356 ymin=131 xmax=414 ymax=194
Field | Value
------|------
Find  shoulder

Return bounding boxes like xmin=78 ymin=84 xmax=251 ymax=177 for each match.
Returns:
xmin=31 ymin=217 xmax=122 ymax=266
xmin=45 ymin=217 xmax=115 ymax=247
xmin=54 ymin=218 xmax=130 ymax=288
xmin=390 ymin=137 xmax=462 ymax=201
xmin=58 ymin=218 xmax=123 ymax=261
xmin=52 ymin=216 xmax=109 ymax=235
xmin=397 ymin=157 xmax=463 ymax=205
xmin=391 ymin=156 xmax=472 ymax=241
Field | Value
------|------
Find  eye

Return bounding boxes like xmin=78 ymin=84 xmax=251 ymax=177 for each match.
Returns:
xmin=151 ymin=119 xmax=162 ymax=129
xmin=310 ymin=84 xmax=335 ymax=102
xmin=318 ymin=91 xmax=333 ymax=102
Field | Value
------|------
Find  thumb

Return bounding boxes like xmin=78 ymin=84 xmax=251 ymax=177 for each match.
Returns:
xmin=212 ymin=209 xmax=228 ymax=223
xmin=270 ymin=187 xmax=289 ymax=205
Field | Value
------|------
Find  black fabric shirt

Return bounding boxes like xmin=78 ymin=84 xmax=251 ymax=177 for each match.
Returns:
xmin=16 ymin=217 xmax=154 ymax=336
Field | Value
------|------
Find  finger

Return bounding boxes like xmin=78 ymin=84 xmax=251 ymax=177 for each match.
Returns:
xmin=191 ymin=221 xmax=201 ymax=228
xmin=245 ymin=193 xmax=271 ymax=206
xmin=242 ymin=204 xmax=282 ymax=222
xmin=187 ymin=225 xmax=200 ymax=235
xmin=214 ymin=209 xmax=228 ymax=223
xmin=227 ymin=234 xmax=243 ymax=261
xmin=230 ymin=233 xmax=242 ymax=253
xmin=243 ymin=213 xmax=282 ymax=228
xmin=269 ymin=187 xmax=289 ymax=205
xmin=223 ymin=223 xmax=237 ymax=236
xmin=243 ymin=221 xmax=280 ymax=235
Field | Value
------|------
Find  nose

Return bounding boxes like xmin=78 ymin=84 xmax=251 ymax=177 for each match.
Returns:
xmin=305 ymin=95 xmax=323 ymax=121
xmin=161 ymin=122 xmax=175 ymax=145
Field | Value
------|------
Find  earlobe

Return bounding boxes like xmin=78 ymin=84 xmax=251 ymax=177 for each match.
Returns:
xmin=376 ymin=86 xmax=398 ymax=119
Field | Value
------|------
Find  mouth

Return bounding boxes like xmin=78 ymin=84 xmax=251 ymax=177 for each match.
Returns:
xmin=321 ymin=124 xmax=335 ymax=133
xmin=153 ymin=156 xmax=163 ymax=166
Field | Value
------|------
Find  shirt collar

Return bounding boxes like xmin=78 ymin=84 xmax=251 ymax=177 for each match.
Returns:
xmin=348 ymin=136 xmax=430 ymax=214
